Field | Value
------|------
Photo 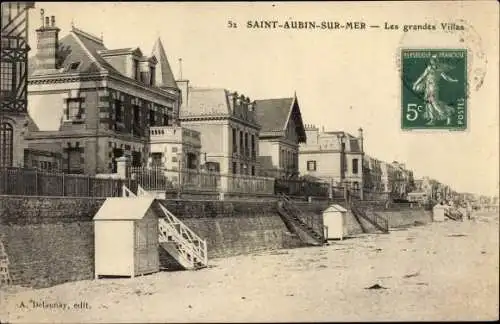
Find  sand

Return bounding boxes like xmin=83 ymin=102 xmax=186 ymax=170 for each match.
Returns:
xmin=1 ymin=211 xmax=498 ymax=323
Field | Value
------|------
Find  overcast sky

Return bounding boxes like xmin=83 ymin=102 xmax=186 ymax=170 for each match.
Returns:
xmin=28 ymin=2 xmax=499 ymax=196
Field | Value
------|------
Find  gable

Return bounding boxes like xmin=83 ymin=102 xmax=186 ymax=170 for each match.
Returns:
xmin=285 ymin=97 xmax=306 ymax=143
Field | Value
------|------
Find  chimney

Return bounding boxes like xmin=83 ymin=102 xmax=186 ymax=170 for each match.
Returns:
xmin=176 ymin=79 xmax=189 ymax=113
xmin=358 ymin=127 xmax=364 ymax=153
xmin=35 ymin=10 xmax=60 ymax=70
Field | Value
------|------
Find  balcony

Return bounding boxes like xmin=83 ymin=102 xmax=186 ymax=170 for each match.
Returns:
xmin=149 ymin=126 xmax=201 ymax=147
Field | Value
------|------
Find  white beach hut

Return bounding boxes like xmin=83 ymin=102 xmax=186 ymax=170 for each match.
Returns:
xmin=432 ymin=203 xmax=447 ymax=222
xmin=322 ymin=204 xmax=348 ymax=240
xmin=94 ymin=197 xmax=159 ymax=278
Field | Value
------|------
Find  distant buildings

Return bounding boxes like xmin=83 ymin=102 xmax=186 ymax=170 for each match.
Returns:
xmin=299 ymin=125 xmax=364 ymax=191
xmin=363 ymin=155 xmax=383 ymax=192
xmin=255 ymin=95 xmax=306 ymax=179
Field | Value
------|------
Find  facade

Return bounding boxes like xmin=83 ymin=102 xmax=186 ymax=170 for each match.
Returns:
xmin=299 ymin=125 xmax=364 ymax=190
xmin=178 ymin=84 xmax=260 ymax=176
xmin=25 ymin=14 xmax=182 ymax=174
xmin=148 ymin=125 xmax=201 ymax=171
xmin=0 ymin=2 xmax=35 ymax=167
xmin=254 ymin=95 xmax=306 ymax=179
xmin=363 ymin=155 xmax=383 ymax=192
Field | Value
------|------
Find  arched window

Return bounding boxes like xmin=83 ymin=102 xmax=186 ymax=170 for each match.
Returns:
xmin=0 ymin=122 xmax=14 ymax=167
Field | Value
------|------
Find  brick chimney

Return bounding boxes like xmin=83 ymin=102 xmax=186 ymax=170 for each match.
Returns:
xmin=358 ymin=127 xmax=364 ymax=153
xmin=35 ymin=10 xmax=60 ymax=70
xmin=176 ymin=79 xmax=189 ymax=113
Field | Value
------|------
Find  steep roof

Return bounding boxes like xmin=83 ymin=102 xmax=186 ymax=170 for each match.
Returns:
xmin=254 ymin=96 xmax=306 ymax=142
xmin=255 ymin=98 xmax=294 ymax=133
xmin=180 ymin=87 xmax=230 ymax=117
xmin=151 ymin=38 xmax=178 ymax=90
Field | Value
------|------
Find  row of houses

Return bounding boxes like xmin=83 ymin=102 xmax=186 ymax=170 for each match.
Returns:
xmin=0 ymin=6 xmax=456 ymax=201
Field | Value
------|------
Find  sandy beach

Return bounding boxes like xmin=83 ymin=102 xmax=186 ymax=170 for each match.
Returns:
xmin=1 ymin=211 xmax=498 ymax=323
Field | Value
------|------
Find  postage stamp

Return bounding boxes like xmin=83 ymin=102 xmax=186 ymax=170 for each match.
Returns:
xmin=401 ymin=49 xmax=468 ymax=130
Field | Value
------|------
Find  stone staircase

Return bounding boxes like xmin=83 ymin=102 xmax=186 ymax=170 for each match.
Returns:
xmin=124 ymin=185 xmax=208 ymax=270
xmin=276 ymin=194 xmax=326 ymax=246
xmin=351 ymin=204 xmax=389 ymax=234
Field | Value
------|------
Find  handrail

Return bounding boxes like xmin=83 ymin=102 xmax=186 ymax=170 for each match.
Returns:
xmin=122 ymin=185 xmax=136 ymax=197
xmin=157 ymin=203 xmax=207 ymax=267
xmin=352 ymin=205 xmax=389 ymax=233
xmin=280 ymin=193 xmax=314 ymax=229
xmin=158 ymin=218 xmax=197 ymax=267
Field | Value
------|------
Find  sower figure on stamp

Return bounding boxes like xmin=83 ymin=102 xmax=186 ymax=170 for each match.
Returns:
xmin=412 ymin=54 xmax=459 ymax=125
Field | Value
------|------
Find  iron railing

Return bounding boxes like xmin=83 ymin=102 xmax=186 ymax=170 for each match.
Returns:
xmin=0 ymin=167 xmax=136 ymax=197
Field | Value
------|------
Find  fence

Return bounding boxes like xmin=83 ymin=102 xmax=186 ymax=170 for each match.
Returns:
xmin=130 ymin=167 xmax=275 ymax=195
xmin=0 ymin=167 xmax=136 ymax=197
xmin=274 ymin=178 xmax=333 ymax=198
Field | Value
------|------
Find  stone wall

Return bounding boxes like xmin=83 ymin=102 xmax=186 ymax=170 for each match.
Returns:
xmin=159 ymin=199 xmax=324 ymax=258
xmin=0 ymin=196 xmax=104 ymax=288
xmin=0 ymin=196 xmax=325 ymax=288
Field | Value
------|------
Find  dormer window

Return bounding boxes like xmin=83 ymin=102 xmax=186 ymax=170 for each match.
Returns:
xmin=68 ymin=62 xmax=80 ymax=71
xmin=133 ymin=59 xmax=139 ymax=81
xmin=150 ymin=66 xmax=155 ymax=85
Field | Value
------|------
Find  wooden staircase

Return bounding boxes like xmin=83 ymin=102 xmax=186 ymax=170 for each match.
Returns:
xmin=123 ymin=185 xmax=208 ymax=270
xmin=276 ymin=194 xmax=325 ymax=246
xmin=351 ymin=204 xmax=389 ymax=234
xmin=445 ymin=208 xmax=463 ymax=221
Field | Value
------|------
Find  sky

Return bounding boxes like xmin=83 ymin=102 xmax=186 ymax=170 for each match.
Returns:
xmin=27 ymin=2 xmax=499 ymax=196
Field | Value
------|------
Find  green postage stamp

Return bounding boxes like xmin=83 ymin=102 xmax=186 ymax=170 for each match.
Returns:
xmin=401 ymin=49 xmax=467 ymax=130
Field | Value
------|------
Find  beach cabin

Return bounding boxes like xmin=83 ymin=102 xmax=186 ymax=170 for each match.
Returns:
xmin=432 ymin=203 xmax=447 ymax=222
xmin=94 ymin=197 xmax=159 ymax=278
xmin=322 ymin=204 xmax=348 ymax=240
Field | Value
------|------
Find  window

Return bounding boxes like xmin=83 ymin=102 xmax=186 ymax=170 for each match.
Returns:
xmin=67 ymin=148 xmax=83 ymax=174
xmin=151 ymin=153 xmax=162 ymax=167
xmin=0 ymin=122 xmax=13 ymax=167
xmin=66 ymin=98 xmax=84 ymax=122
xmin=239 ymin=131 xmax=244 ymax=154
xmin=251 ymin=166 xmax=255 ymax=176
xmin=68 ymin=62 xmax=80 ymax=71
xmin=132 ymin=151 xmax=142 ymax=167
xmin=163 ymin=114 xmax=169 ymax=126
xmin=172 ymin=156 xmax=178 ymax=163
xmin=172 ymin=147 xmax=178 ymax=153
xmin=251 ymin=134 xmax=255 ymax=158
xmin=232 ymin=128 xmax=237 ymax=153
xmin=307 ymin=160 xmax=317 ymax=171
xmin=150 ymin=66 xmax=155 ymax=85
xmin=111 ymin=148 xmax=123 ymax=173
xmin=352 ymin=158 xmax=359 ymax=174
xmin=232 ymin=162 xmax=237 ymax=174
xmin=132 ymin=105 xmax=141 ymax=135
xmin=133 ymin=105 xmax=140 ymax=124
xmin=114 ymin=100 xmax=123 ymax=123
xmin=133 ymin=59 xmax=139 ymax=80
xmin=244 ymin=133 xmax=249 ymax=156
xmin=1 ymin=61 xmax=14 ymax=96
xmin=149 ymin=109 xmax=155 ymax=126
xmin=187 ymin=153 xmax=197 ymax=169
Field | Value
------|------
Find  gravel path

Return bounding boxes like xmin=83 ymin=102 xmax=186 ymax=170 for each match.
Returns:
xmin=1 ymin=211 xmax=498 ymax=322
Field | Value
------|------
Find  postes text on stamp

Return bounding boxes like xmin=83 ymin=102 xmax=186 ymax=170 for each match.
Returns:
xmin=401 ymin=49 xmax=467 ymax=130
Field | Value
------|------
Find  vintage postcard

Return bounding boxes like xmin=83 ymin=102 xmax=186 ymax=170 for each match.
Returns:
xmin=0 ymin=1 xmax=498 ymax=323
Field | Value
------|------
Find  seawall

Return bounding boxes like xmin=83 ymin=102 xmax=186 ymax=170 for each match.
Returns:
xmin=0 ymin=196 xmax=324 ymax=288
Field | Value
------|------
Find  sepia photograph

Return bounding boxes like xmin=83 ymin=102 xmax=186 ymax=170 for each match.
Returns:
xmin=0 ymin=1 xmax=498 ymax=322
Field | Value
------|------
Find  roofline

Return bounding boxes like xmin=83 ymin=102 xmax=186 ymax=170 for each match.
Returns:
xmin=69 ymin=31 xmax=105 ymax=71
xmin=107 ymin=73 xmax=179 ymax=101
